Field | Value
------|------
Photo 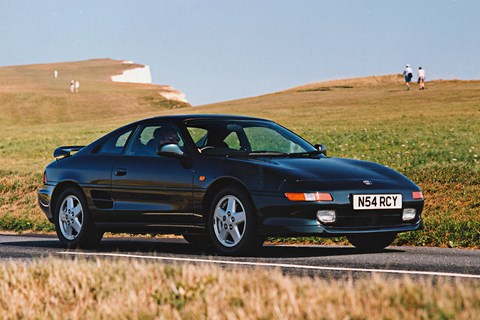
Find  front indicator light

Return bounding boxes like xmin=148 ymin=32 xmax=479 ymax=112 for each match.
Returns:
xmin=412 ymin=191 xmax=423 ymax=199
xmin=317 ymin=210 xmax=336 ymax=224
xmin=285 ymin=192 xmax=333 ymax=201
xmin=42 ymin=171 xmax=47 ymax=184
xmin=402 ymin=208 xmax=416 ymax=221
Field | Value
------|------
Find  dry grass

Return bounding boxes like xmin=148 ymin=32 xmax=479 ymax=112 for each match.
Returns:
xmin=0 ymin=258 xmax=478 ymax=319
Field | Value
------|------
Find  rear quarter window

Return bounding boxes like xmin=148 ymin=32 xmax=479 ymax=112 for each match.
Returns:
xmin=98 ymin=130 xmax=132 ymax=155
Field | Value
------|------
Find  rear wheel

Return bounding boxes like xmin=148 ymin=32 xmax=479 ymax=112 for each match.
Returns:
xmin=208 ymin=186 xmax=262 ymax=255
xmin=347 ymin=232 xmax=397 ymax=252
xmin=54 ymin=187 xmax=104 ymax=249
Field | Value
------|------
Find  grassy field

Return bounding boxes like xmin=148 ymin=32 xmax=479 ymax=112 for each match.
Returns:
xmin=0 ymin=61 xmax=479 ymax=248
xmin=0 ymin=59 xmax=189 ymax=127
xmin=1 ymin=258 xmax=479 ymax=319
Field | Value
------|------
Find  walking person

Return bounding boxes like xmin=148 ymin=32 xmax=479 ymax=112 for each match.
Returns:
xmin=417 ymin=66 xmax=426 ymax=90
xmin=75 ymin=80 xmax=80 ymax=93
xmin=70 ymin=80 xmax=75 ymax=93
xmin=403 ymin=64 xmax=413 ymax=90
xmin=53 ymin=70 xmax=58 ymax=79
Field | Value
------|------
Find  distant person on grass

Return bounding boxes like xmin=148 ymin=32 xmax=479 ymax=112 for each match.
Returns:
xmin=53 ymin=70 xmax=58 ymax=79
xmin=70 ymin=80 xmax=75 ymax=93
xmin=75 ymin=80 xmax=80 ymax=93
xmin=403 ymin=64 xmax=413 ymax=90
xmin=417 ymin=66 xmax=426 ymax=90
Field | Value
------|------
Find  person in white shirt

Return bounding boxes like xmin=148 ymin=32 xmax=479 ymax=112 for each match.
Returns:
xmin=403 ymin=64 xmax=413 ymax=90
xmin=417 ymin=67 xmax=426 ymax=90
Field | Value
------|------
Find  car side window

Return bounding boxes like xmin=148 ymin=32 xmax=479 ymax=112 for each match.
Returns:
xmin=187 ymin=127 xmax=208 ymax=147
xmin=98 ymin=130 xmax=132 ymax=155
xmin=125 ymin=124 xmax=184 ymax=157
xmin=223 ymin=132 xmax=241 ymax=149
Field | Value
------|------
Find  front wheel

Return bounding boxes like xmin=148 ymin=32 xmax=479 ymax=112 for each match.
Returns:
xmin=208 ymin=186 xmax=262 ymax=255
xmin=347 ymin=232 xmax=397 ymax=252
xmin=54 ymin=187 xmax=103 ymax=249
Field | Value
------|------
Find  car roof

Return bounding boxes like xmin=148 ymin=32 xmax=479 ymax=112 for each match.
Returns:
xmin=131 ymin=114 xmax=269 ymax=126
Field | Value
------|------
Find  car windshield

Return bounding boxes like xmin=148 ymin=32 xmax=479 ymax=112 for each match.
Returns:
xmin=185 ymin=119 xmax=317 ymax=156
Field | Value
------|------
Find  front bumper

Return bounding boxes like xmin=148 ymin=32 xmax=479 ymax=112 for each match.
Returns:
xmin=253 ymin=192 xmax=424 ymax=237
xmin=259 ymin=218 xmax=423 ymax=237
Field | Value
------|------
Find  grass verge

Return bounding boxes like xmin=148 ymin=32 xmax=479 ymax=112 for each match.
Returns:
xmin=0 ymin=258 xmax=479 ymax=319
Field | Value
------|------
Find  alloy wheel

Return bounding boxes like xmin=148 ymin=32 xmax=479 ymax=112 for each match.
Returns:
xmin=213 ymin=195 xmax=246 ymax=248
xmin=58 ymin=195 xmax=84 ymax=240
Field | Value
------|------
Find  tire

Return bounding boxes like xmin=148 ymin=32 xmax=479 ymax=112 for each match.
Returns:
xmin=54 ymin=187 xmax=104 ymax=249
xmin=347 ymin=232 xmax=397 ymax=252
xmin=208 ymin=186 xmax=262 ymax=255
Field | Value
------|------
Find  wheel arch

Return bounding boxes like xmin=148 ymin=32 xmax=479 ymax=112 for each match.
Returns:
xmin=51 ymin=181 xmax=85 ymax=215
xmin=202 ymin=178 xmax=256 ymax=223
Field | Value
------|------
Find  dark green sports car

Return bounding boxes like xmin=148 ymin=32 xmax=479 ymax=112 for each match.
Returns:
xmin=38 ymin=114 xmax=424 ymax=255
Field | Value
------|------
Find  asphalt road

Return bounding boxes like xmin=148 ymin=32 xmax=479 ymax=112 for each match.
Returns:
xmin=1 ymin=233 xmax=479 ymax=280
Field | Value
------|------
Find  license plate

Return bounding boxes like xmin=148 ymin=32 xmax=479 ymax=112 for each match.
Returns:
xmin=353 ymin=194 xmax=402 ymax=210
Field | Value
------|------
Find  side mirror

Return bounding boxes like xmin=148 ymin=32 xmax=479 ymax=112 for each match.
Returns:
xmin=157 ymin=144 xmax=185 ymax=158
xmin=314 ymin=144 xmax=327 ymax=156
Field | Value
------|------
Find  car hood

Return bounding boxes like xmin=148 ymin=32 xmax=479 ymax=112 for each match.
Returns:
xmin=258 ymin=156 xmax=417 ymax=190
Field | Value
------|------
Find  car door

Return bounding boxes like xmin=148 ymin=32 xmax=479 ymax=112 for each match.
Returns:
xmin=86 ymin=127 xmax=134 ymax=223
xmin=111 ymin=123 xmax=195 ymax=225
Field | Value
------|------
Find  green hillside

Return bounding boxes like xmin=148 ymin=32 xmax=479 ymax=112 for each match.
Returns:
xmin=0 ymin=61 xmax=478 ymax=248
xmin=0 ymin=59 xmax=190 ymax=127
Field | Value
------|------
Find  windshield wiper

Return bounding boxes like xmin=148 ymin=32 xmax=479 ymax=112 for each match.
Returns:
xmin=227 ymin=150 xmax=289 ymax=158
xmin=248 ymin=151 xmax=290 ymax=156
xmin=288 ymin=150 xmax=322 ymax=158
xmin=227 ymin=150 xmax=324 ymax=158
xmin=228 ymin=150 xmax=322 ymax=158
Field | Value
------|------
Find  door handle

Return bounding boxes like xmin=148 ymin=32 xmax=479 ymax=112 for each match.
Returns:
xmin=114 ymin=168 xmax=127 ymax=176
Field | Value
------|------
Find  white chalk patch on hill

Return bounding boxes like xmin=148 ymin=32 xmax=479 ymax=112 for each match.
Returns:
xmin=111 ymin=62 xmax=188 ymax=103
xmin=159 ymin=86 xmax=188 ymax=103
xmin=111 ymin=66 xmax=152 ymax=84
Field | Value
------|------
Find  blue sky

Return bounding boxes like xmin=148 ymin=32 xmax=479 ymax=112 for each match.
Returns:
xmin=2 ymin=1 xmax=479 ymax=105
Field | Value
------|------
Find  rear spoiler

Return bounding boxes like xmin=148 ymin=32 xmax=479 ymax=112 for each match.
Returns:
xmin=54 ymin=146 xmax=85 ymax=159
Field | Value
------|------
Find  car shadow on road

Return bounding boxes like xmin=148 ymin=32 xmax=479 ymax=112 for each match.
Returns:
xmin=2 ymin=236 xmax=404 ymax=259
xmin=89 ymin=238 xmax=404 ymax=258
xmin=258 ymin=244 xmax=404 ymax=258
